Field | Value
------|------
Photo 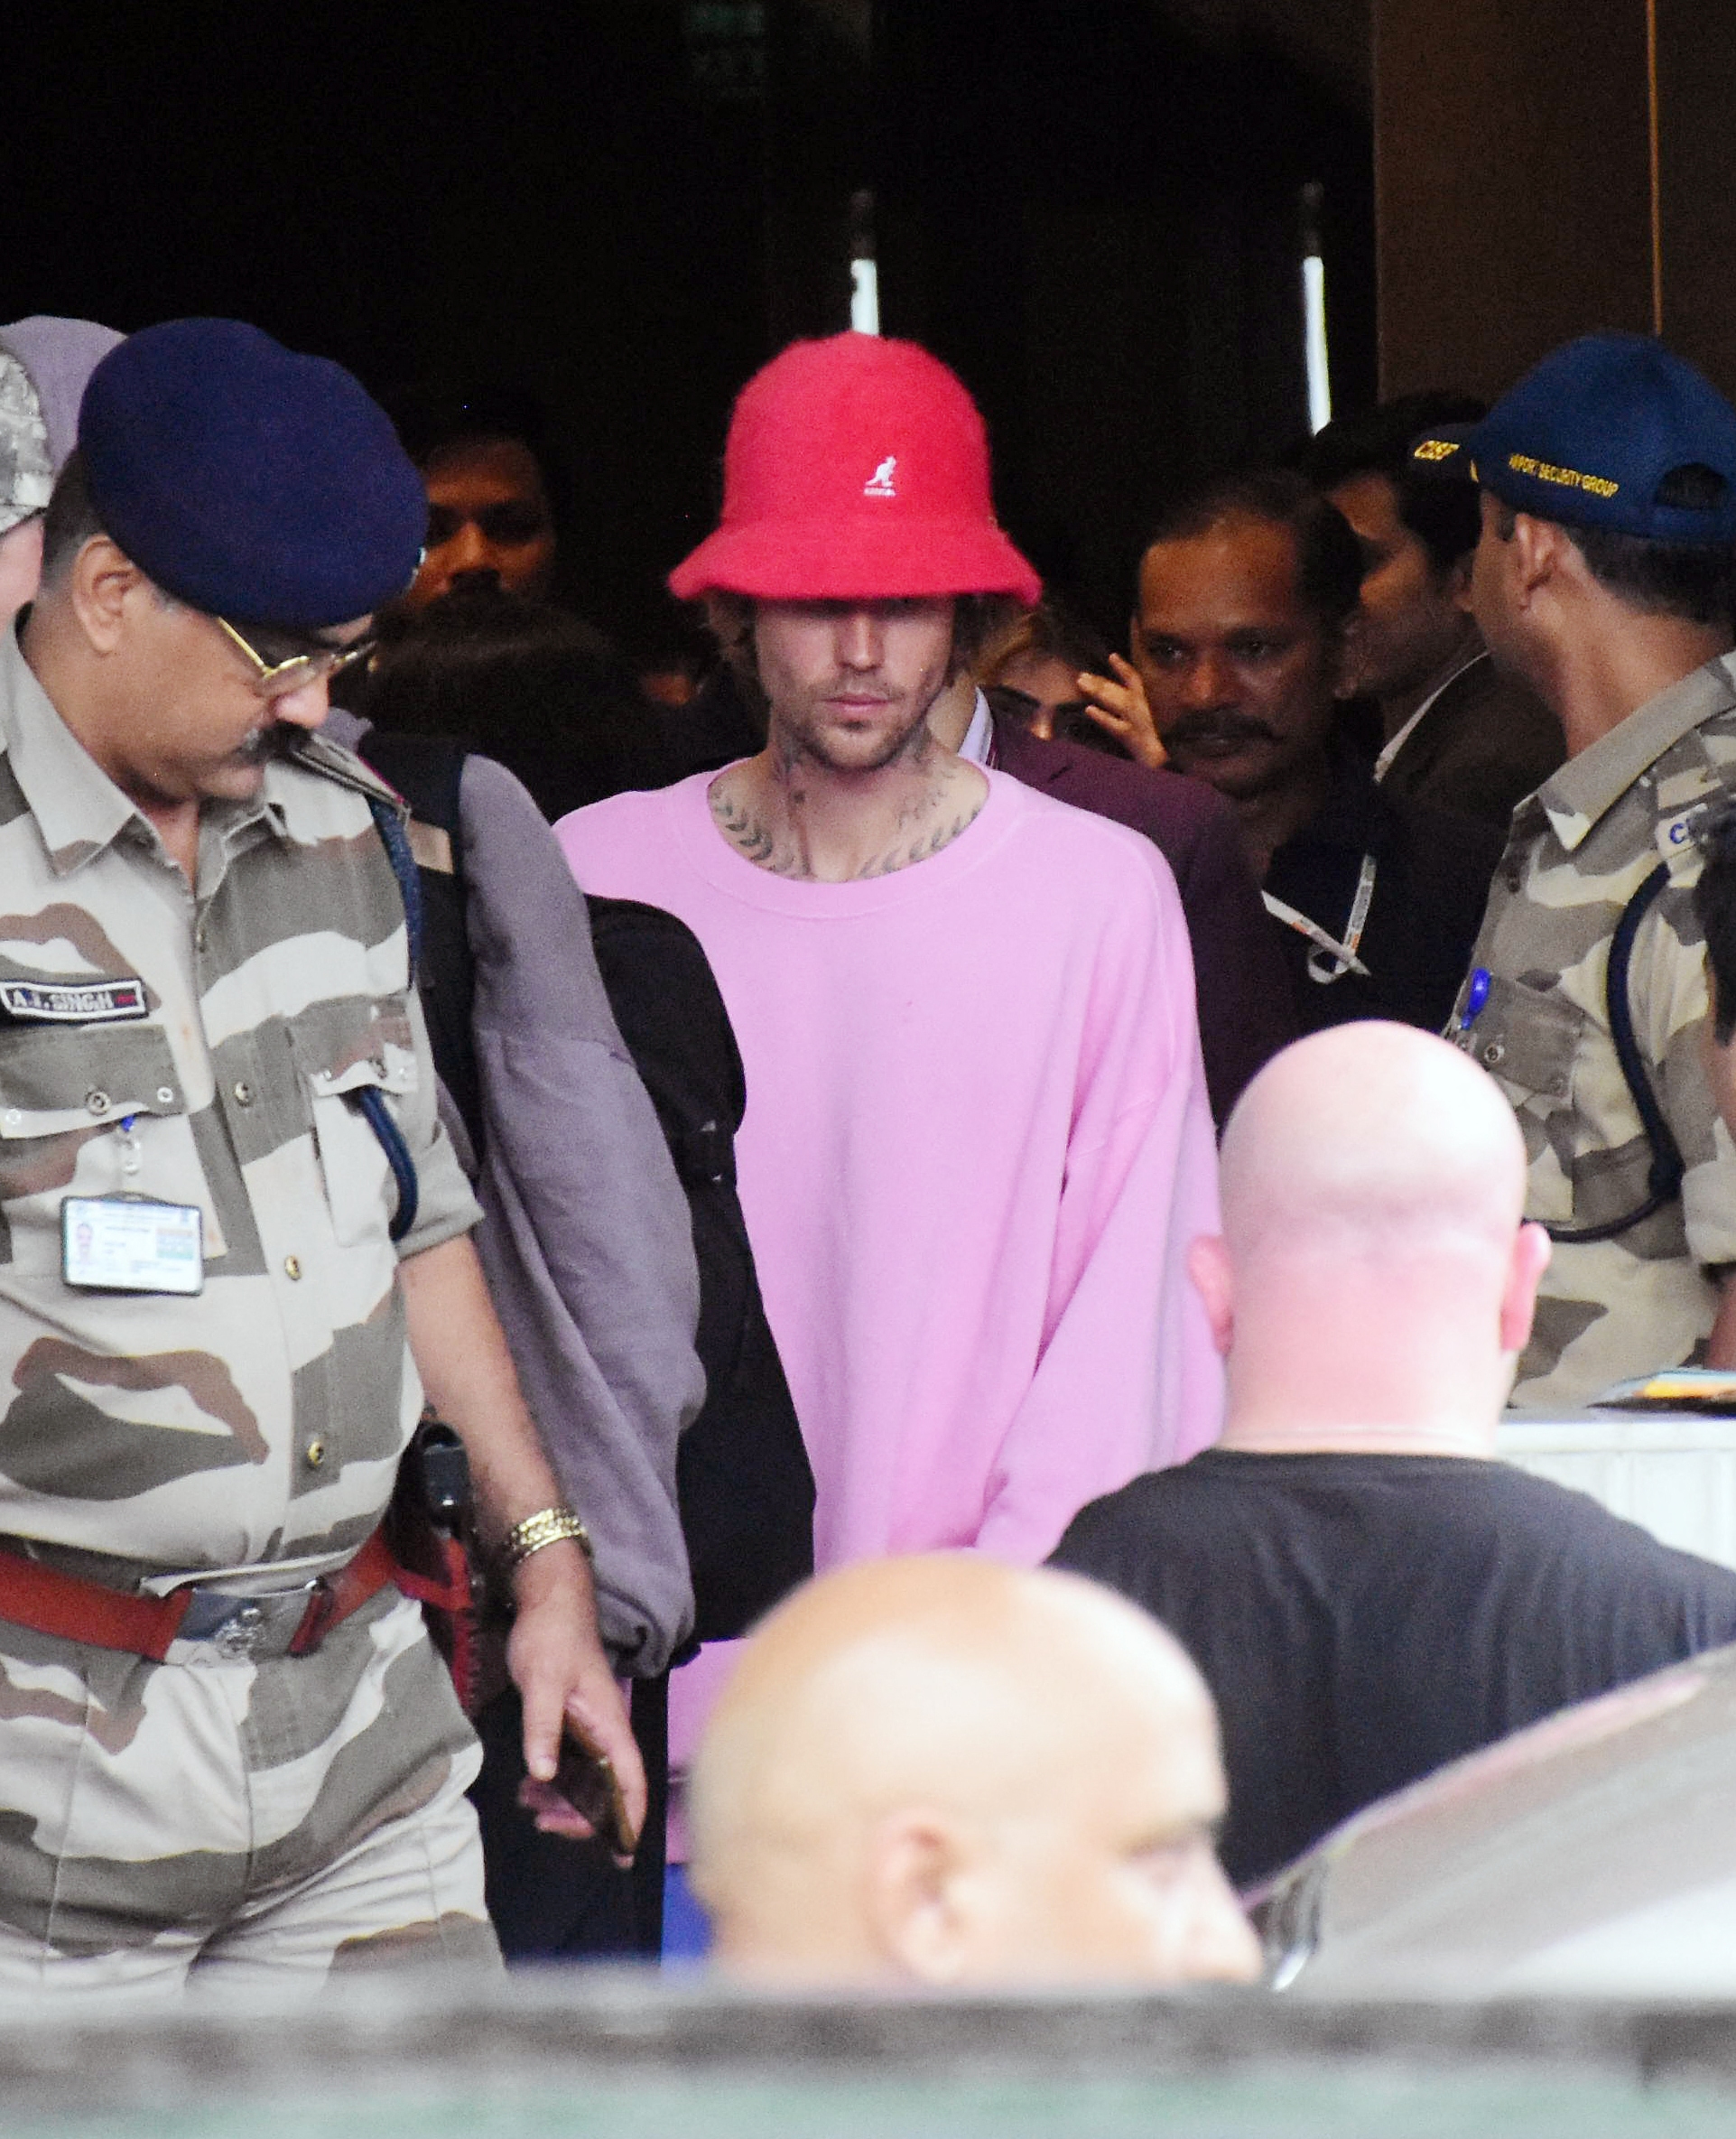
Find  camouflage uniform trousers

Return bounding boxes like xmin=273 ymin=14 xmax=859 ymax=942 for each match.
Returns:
xmin=0 ymin=1586 xmax=499 ymax=2000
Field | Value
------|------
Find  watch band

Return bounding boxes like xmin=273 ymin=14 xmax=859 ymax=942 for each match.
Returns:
xmin=500 ymin=1505 xmax=594 ymax=1572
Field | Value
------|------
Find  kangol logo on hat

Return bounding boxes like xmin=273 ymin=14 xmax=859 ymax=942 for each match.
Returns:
xmin=78 ymin=318 xmax=429 ymax=630
xmin=667 ymin=332 xmax=1041 ymax=606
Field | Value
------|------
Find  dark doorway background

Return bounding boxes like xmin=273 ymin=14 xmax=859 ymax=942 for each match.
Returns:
xmin=3 ymin=0 xmax=1371 ymax=654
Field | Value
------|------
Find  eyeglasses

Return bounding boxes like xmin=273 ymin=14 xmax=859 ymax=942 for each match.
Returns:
xmin=213 ymin=615 xmax=376 ymax=699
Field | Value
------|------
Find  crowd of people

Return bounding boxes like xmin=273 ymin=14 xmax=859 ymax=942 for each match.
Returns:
xmin=2 ymin=300 xmax=1736 ymax=2002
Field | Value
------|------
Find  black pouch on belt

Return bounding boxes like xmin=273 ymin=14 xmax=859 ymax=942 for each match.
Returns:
xmin=385 ymin=1409 xmax=481 ymax=1712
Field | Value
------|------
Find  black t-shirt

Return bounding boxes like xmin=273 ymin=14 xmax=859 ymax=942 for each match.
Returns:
xmin=1050 ymin=1449 xmax=1736 ymax=1888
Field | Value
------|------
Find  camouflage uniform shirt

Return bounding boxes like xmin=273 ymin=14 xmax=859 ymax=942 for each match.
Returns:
xmin=1450 ymin=655 xmax=1736 ymax=1409
xmin=0 ymin=627 xmax=481 ymax=1587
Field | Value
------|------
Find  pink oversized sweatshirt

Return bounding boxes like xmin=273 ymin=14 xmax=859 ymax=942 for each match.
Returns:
xmin=555 ymin=761 xmax=1222 ymax=1548
xmin=558 ymin=769 xmax=1224 ymax=1767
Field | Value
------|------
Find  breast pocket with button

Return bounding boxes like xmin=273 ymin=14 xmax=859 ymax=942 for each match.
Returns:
xmin=1456 ymin=973 xmax=1583 ymax=1225
xmin=0 ymin=1022 xmax=184 ymax=1141
xmin=290 ymin=998 xmax=420 ymax=1249
xmin=0 ymin=1022 xmax=190 ymax=1272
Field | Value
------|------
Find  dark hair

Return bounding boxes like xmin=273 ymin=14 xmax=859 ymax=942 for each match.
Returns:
xmin=701 ymin=591 xmax=1018 ymax=709
xmin=1298 ymin=391 xmax=1489 ymax=573
xmin=36 ymin=451 xmax=107 ymax=588
xmin=381 ymin=378 xmax=553 ymax=471
xmin=1492 ymin=470 xmax=1736 ymax=626
xmin=354 ymin=588 xmax=673 ymax=819
xmin=977 ymin=598 xmax=1126 ymax=758
xmin=1695 ymin=803 xmax=1736 ymax=1045
xmin=1139 ymin=469 xmax=1364 ymax=635
xmin=378 ymin=377 xmax=572 ymax=588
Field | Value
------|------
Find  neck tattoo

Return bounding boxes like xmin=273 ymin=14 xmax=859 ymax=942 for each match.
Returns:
xmin=710 ymin=758 xmax=987 ymax=880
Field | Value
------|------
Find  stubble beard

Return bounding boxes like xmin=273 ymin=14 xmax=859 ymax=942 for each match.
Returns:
xmin=773 ymin=683 xmax=944 ymax=778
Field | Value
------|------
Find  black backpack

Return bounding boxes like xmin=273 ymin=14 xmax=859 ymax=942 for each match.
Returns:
xmin=357 ymin=728 xmax=814 ymax=1644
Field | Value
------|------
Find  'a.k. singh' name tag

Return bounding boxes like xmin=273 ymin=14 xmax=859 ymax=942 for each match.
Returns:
xmin=0 ymin=978 xmax=148 ymax=1023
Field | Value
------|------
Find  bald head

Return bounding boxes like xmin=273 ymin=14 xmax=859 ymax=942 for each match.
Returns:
xmin=1193 ymin=1023 xmax=1550 ymax=1454
xmin=1224 ymin=1021 xmax=1528 ymax=1253
xmin=690 ymin=1555 xmax=1258 ymax=1988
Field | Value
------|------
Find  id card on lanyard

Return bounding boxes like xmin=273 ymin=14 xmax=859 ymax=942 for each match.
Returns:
xmin=61 ymin=1195 xmax=204 ymax=1295
xmin=59 ymin=1109 xmax=205 ymax=1295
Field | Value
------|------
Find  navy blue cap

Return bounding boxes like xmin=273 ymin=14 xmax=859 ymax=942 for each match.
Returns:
xmin=79 ymin=319 xmax=428 ymax=629
xmin=1407 ymin=333 xmax=1736 ymax=547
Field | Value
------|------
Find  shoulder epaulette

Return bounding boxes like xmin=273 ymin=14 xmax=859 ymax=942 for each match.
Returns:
xmin=286 ymin=730 xmax=408 ymax=816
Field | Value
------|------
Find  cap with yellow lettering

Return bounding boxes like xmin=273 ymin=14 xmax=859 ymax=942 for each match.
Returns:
xmin=1407 ymin=332 xmax=1736 ymax=546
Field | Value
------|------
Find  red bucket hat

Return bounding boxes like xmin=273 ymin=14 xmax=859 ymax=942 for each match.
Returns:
xmin=668 ymin=332 xmax=1041 ymax=606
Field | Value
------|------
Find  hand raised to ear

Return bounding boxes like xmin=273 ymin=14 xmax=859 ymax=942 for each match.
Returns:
xmin=1078 ymin=654 xmax=1167 ymax=770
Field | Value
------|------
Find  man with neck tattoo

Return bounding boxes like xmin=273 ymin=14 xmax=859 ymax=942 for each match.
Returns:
xmin=701 ymin=591 xmax=987 ymax=881
xmin=557 ymin=333 xmax=1221 ymax=1922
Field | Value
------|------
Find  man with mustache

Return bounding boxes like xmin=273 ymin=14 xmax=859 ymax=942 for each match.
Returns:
xmin=1121 ymin=470 xmax=1503 ymax=1034
xmin=558 ymin=331 xmax=1221 ymax=1939
xmin=0 ymin=319 xmax=638 ymax=1996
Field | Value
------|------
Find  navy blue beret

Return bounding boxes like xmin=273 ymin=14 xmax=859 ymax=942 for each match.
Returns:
xmin=79 ymin=318 xmax=427 ymax=629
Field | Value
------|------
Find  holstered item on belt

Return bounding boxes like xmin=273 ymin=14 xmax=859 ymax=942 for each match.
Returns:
xmin=384 ymin=1411 xmax=480 ymax=1712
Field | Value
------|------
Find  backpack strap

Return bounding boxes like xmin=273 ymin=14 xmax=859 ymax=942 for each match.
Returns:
xmin=353 ymin=730 xmax=487 ymax=1163
xmin=357 ymin=729 xmax=474 ymax=860
xmin=1545 ymin=745 xmax=1736 ymax=1246
xmin=267 ymin=734 xmax=429 ymax=1244
xmin=366 ymin=792 xmax=425 ymax=975
xmin=1546 ymin=861 xmax=1685 ymax=1244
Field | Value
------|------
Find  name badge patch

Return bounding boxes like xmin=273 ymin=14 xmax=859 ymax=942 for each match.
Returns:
xmin=0 ymin=978 xmax=147 ymax=1024
xmin=61 ymin=1195 xmax=204 ymax=1296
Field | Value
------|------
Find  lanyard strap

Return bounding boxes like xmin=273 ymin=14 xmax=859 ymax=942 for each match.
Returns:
xmin=1263 ymin=851 xmax=1378 ymax=983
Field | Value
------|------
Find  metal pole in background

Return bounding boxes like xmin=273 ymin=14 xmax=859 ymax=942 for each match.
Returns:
xmin=1301 ymin=180 xmax=1332 ymax=432
xmin=849 ymin=187 xmax=880 ymax=333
